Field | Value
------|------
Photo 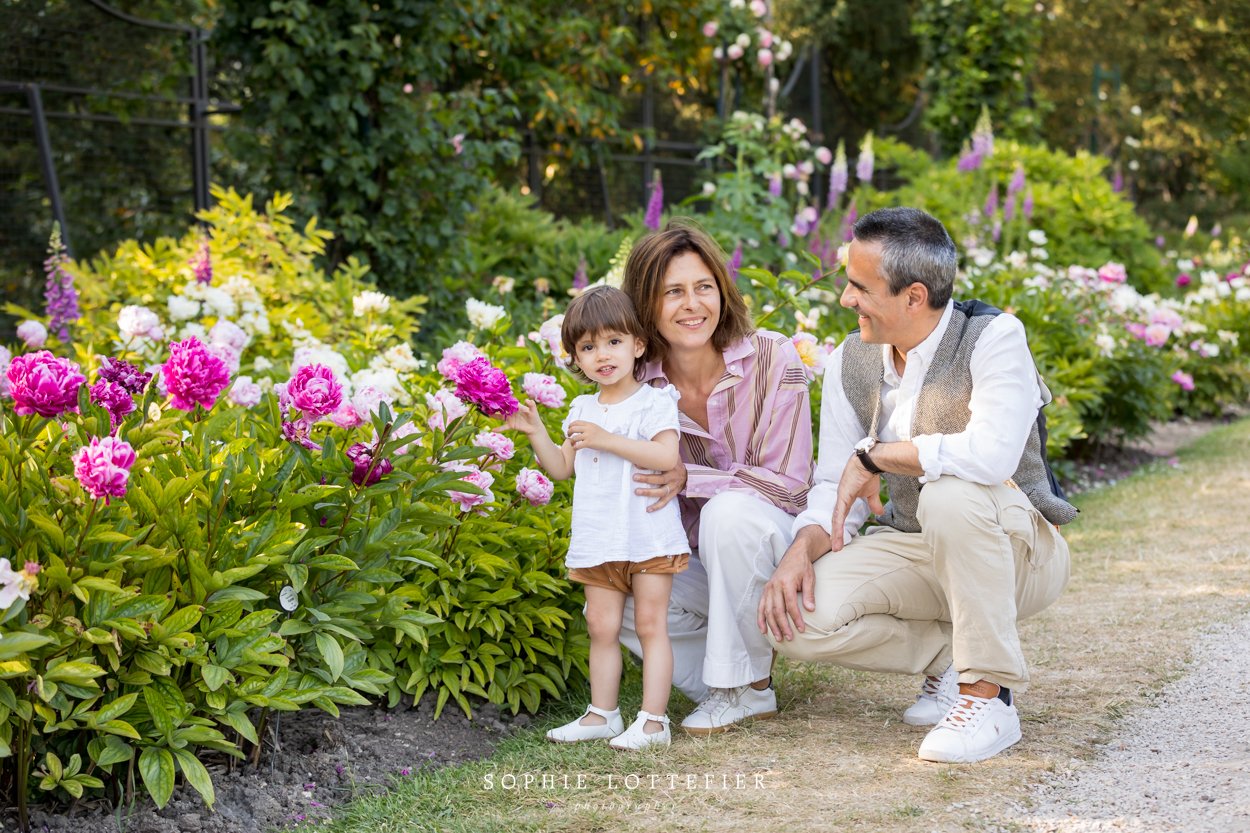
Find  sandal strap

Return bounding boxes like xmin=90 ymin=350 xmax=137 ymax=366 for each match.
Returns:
xmin=585 ymin=704 xmax=620 ymax=719
xmin=637 ymin=710 xmax=670 ymax=724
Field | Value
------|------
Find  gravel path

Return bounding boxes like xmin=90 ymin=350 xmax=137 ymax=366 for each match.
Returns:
xmin=1006 ymin=614 xmax=1250 ymax=833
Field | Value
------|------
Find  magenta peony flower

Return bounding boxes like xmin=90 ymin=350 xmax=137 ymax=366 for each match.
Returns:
xmin=7 ymin=351 xmax=86 ymax=417
xmin=163 ymin=337 xmax=230 ymax=411
xmin=1175 ymin=273 xmax=1192 ymax=288
xmin=515 ymin=468 xmax=554 ymax=507
xmin=98 ymin=357 xmax=151 ymax=395
xmin=454 ymin=357 xmax=519 ymax=418
xmin=90 ymin=380 xmax=135 ymax=429
xmin=287 ymin=363 xmax=343 ymax=419
xmin=522 ymin=372 xmax=567 ymax=409
xmin=347 ymin=442 xmax=392 ymax=486
xmin=445 ymin=464 xmax=495 ymax=513
xmin=73 ymin=436 xmax=136 ymax=503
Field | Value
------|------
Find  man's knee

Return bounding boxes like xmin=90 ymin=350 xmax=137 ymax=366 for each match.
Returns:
xmin=698 ymin=491 xmax=789 ymax=563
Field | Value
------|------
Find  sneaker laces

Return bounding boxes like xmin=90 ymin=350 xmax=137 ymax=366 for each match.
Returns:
xmin=694 ymin=686 xmax=741 ymax=715
xmin=938 ymin=695 xmax=992 ymax=730
xmin=918 ymin=675 xmax=944 ymax=700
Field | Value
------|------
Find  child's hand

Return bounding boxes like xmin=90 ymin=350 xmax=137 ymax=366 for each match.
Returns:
xmin=566 ymin=420 xmax=612 ymax=452
xmin=505 ymin=400 xmax=543 ymax=436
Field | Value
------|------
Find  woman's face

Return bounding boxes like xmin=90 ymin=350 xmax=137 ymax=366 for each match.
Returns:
xmin=656 ymin=251 xmax=722 ymax=355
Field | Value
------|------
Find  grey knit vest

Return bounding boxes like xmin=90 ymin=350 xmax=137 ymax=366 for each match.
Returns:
xmin=841 ymin=300 xmax=1079 ymax=533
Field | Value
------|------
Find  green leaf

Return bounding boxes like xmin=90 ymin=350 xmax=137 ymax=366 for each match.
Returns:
xmin=314 ymin=633 xmax=344 ymax=682
xmin=0 ymin=632 xmax=55 ymax=659
xmin=138 ymin=747 xmax=176 ymax=808
xmin=100 ymin=720 xmax=141 ymax=739
xmin=94 ymin=693 xmax=139 ymax=724
xmin=206 ymin=586 xmax=268 ymax=603
xmin=94 ymin=736 xmax=134 ymax=767
xmin=173 ymin=748 xmax=215 ymax=807
xmin=220 ymin=709 xmax=258 ymax=745
xmin=201 ymin=665 xmax=230 ymax=692
xmin=45 ymin=661 xmax=107 ymax=685
xmin=143 ymin=687 xmax=175 ymax=738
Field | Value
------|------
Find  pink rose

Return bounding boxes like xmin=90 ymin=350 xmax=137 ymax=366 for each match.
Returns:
xmin=7 ymin=351 xmax=86 ymax=417
xmin=515 ymin=468 xmax=554 ymax=507
xmin=287 ymin=363 xmax=343 ymax=419
xmin=73 ymin=436 xmax=136 ymax=503
xmin=162 ymin=337 xmax=230 ymax=411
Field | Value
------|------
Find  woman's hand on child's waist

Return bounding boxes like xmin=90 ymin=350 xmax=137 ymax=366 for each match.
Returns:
xmin=634 ymin=462 xmax=688 ymax=512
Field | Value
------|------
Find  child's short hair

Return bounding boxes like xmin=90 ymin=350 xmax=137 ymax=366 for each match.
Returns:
xmin=561 ymin=286 xmax=648 ymax=383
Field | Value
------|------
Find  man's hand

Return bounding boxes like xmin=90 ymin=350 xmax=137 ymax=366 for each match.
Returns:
xmin=633 ymin=460 xmax=687 ymax=512
xmin=830 ymin=454 xmax=885 ymax=552
xmin=757 ymin=526 xmax=828 ymax=641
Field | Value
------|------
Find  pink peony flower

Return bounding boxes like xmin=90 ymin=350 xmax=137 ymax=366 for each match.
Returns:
xmin=1175 ymin=273 xmax=1191 ymax=288
xmin=209 ymin=320 xmax=249 ymax=353
xmin=455 ymin=357 xmax=519 ymax=418
xmin=347 ymin=441 xmax=392 ymax=486
xmin=90 ymin=380 xmax=135 ymax=429
xmin=228 ymin=376 xmax=263 ymax=408
xmin=702 ymin=21 xmax=718 ymax=38
xmin=1097 ymin=262 xmax=1128 ymax=284
xmin=426 ymin=388 xmax=469 ymax=431
xmin=73 ymin=436 xmax=136 ymax=503
xmin=17 ymin=321 xmax=47 ymax=349
xmin=445 ymin=464 xmax=495 ymax=513
xmin=287 ymin=363 xmax=343 ymax=419
xmin=515 ymin=468 xmax=554 ymax=507
xmin=351 ymin=385 xmax=394 ymax=420
xmin=436 ymin=341 xmax=486 ymax=381
xmin=1143 ymin=324 xmax=1170 ymax=347
xmin=329 ymin=400 xmax=364 ymax=429
xmin=207 ymin=342 xmax=241 ymax=376
xmin=7 ymin=350 xmax=86 ymax=417
xmin=389 ymin=420 xmax=421 ymax=455
xmin=522 ymin=372 xmax=567 ymax=408
xmin=1171 ymin=370 xmax=1195 ymax=391
xmin=473 ymin=430 xmax=515 ymax=463
xmin=162 ymin=337 xmax=230 ymax=411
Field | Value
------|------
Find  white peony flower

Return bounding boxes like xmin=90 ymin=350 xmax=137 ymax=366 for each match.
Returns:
xmin=117 ymin=305 xmax=164 ymax=342
xmin=353 ymin=290 xmax=392 ymax=317
xmin=167 ymin=295 xmax=201 ymax=322
xmin=209 ymin=319 xmax=249 ymax=352
xmin=351 ymin=366 xmax=407 ymax=405
xmin=466 ymin=298 xmax=507 ymax=330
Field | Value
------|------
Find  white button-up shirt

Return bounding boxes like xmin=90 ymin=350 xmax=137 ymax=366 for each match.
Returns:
xmin=794 ymin=301 xmax=1044 ymax=543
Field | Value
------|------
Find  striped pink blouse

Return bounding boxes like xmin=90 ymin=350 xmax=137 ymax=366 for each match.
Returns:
xmin=643 ymin=330 xmax=814 ymax=543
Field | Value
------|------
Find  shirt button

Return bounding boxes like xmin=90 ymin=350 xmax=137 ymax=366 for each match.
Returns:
xmin=593 ymin=456 xmax=599 ymax=462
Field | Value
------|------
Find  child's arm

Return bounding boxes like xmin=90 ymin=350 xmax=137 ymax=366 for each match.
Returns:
xmin=566 ymin=421 xmax=680 ymax=472
xmin=505 ymin=400 xmax=576 ymax=480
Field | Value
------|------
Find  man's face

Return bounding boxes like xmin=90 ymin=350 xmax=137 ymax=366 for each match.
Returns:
xmin=839 ymin=239 xmax=908 ymax=345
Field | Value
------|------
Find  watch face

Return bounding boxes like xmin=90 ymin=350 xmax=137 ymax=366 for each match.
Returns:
xmin=855 ymin=437 xmax=875 ymax=453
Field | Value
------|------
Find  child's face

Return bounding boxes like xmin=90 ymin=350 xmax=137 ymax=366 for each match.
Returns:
xmin=572 ymin=329 xmax=646 ymax=388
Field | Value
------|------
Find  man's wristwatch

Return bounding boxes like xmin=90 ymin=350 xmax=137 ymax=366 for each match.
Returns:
xmin=854 ymin=436 xmax=884 ymax=475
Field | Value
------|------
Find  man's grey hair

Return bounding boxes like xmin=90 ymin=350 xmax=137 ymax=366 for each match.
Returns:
xmin=852 ymin=207 xmax=957 ymax=309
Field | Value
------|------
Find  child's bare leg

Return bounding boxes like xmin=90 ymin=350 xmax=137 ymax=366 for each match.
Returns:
xmin=632 ymin=572 xmax=675 ymax=733
xmin=581 ymin=585 xmax=627 ymax=725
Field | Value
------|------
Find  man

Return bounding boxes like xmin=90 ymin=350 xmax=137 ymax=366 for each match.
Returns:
xmin=757 ymin=206 xmax=1077 ymax=763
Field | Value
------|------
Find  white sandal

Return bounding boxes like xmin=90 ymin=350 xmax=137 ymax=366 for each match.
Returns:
xmin=609 ymin=710 xmax=671 ymax=751
xmin=546 ymin=704 xmax=624 ymax=743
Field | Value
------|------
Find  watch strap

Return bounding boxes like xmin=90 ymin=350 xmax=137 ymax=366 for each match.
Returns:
xmin=856 ymin=446 xmax=884 ymax=475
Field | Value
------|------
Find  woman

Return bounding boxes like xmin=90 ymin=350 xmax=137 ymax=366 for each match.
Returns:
xmin=618 ymin=219 xmax=813 ymax=735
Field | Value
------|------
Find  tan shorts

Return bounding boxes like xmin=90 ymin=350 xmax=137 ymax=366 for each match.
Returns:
xmin=568 ymin=554 xmax=690 ymax=593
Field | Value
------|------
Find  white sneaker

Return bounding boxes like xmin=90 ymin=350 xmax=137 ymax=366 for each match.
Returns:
xmin=680 ymin=685 xmax=777 ymax=736
xmin=546 ymin=704 xmax=624 ymax=743
xmin=609 ymin=711 xmax=671 ymax=751
xmin=902 ymin=664 xmax=959 ymax=726
xmin=917 ymin=691 xmax=1022 ymax=763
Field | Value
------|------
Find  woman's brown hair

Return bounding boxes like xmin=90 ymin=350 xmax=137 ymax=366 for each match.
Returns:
xmin=560 ymin=286 xmax=648 ymax=383
xmin=620 ymin=218 xmax=753 ymax=364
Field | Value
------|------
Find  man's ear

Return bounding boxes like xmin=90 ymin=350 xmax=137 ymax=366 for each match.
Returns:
xmin=906 ymin=281 xmax=929 ymax=309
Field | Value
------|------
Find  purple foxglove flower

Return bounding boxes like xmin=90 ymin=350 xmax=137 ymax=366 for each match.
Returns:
xmin=971 ymin=107 xmax=994 ymax=159
xmin=984 ymin=183 xmax=999 ymax=219
xmin=1004 ymin=194 xmax=1016 ymax=222
xmin=991 ymin=219 xmax=1002 ymax=243
xmin=855 ymin=132 xmax=874 ymax=184
xmin=826 ymin=141 xmax=848 ymax=209
xmin=192 ymin=240 xmax=213 ymax=286
xmin=644 ymin=175 xmax=664 ymax=231
xmin=1022 ymin=189 xmax=1035 ymax=220
xmin=768 ymin=174 xmax=783 ymax=199
xmin=728 ymin=243 xmax=743 ymax=282
xmin=841 ymin=200 xmax=858 ymax=243
xmin=1008 ymin=164 xmax=1026 ymax=196
xmin=956 ymin=149 xmax=984 ymax=173
xmin=1112 ymin=169 xmax=1124 ymax=193
xmin=573 ymin=256 xmax=588 ymax=290
xmin=43 ymin=225 xmax=79 ymax=343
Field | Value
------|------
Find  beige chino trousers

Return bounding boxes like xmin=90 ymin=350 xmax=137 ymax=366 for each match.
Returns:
xmin=773 ymin=476 xmax=1070 ymax=691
